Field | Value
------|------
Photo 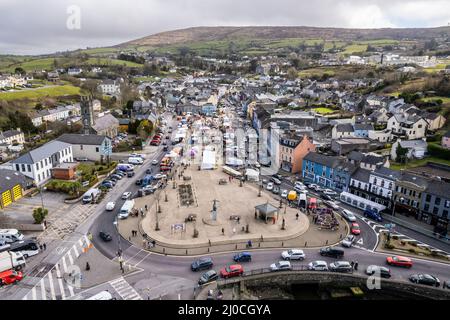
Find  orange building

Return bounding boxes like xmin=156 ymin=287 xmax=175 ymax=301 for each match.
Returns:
xmin=279 ymin=134 xmax=316 ymax=174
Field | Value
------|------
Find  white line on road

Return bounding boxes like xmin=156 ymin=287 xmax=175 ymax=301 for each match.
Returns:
xmin=133 ymin=252 xmax=152 ymax=268
xmin=55 ymin=264 xmax=66 ymax=300
xmin=40 ymin=278 xmax=46 ymax=300
xmin=48 ymin=269 xmax=56 ymax=300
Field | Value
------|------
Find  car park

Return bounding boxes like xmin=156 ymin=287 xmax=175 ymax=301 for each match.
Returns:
xmin=329 ymin=261 xmax=353 ymax=273
xmin=220 ymin=264 xmax=244 ymax=278
xmin=366 ymin=265 xmax=391 ymax=278
xmin=191 ymin=258 xmax=214 ymax=271
xmin=233 ymin=252 xmax=252 ymax=262
xmin=307 ymin=260 xmax=328 ymax=271
xmin=350 ymin=223 xmax=361 ymax=235
xmin=100 ymin=181 xmax=113 ymax=189
xmin=121 ymin=192 xmax=132 ymax=200
xmin=105 ymin=202 xmax=115 ymax=211
xmin=341 ymin=209 xmax=357 ymax=222
xmin=270 ymin=261 xmax=292 ymax=271
xmin=409 ymin=274 xmax=440 ymax=287
xmin=281 ymin=190 xmax=288 ymax=198
xmin=266 ymin=182 xmax=274 ymax=191
xmin=386 ymin=256 xmax=413 ymax=268
xmin=99 ymin=231 xmax=112 ymax=242
xmin=198 ymin=270 xmax=219 ymax=285
xmin=341 ymin=235 xmax=356 ymax=248
xmin=319 ymin=247 xmax=344 ymax=258
xmin=281 ymin=249 xmax=305 ymax=261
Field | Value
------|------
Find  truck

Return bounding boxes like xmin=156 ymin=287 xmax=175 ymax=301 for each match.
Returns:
xmin=118 ymin=200 xmax=135 ymax=219
xmin=0 ymin=251 xmax=26 ymax=272
xmin=82 ymin=188 xmax=101 ymax=204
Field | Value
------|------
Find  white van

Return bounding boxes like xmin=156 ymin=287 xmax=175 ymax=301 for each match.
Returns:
xmin=118 ymin=200 xmax=135 ymax=219
xmin=0 ymin=229 xmax=24 ymax=243
xmin=87 ymin=290 xmax=114 ymax=300
xmin=128 ymin=157 xmax=143 ymax=165
xmin=82 ymin=188 xmax=101 ymax=204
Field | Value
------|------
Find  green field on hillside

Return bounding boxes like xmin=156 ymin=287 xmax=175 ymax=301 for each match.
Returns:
xmin=0 ymin=85 xmax=81 ymax=101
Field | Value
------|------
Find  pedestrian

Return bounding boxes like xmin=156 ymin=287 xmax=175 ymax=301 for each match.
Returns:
xmin=39 ymin=244 xmax=43 ymax=251
xmin=142 ymin=239 xmax=146 ymax=248
xmin=296 ymin=213 xmax=299 ymax=220
xmin=85 ymin=262 xmax=90 ymax=271
xmin=237 ymin=217 xmax=240 ymax=224
xmin=145 ymin=205 xmax=148 ymax=211
xmin=354 ymin=261 xmax=358 ymax=271
xmin=350 ymin=261 xmax=354 ymax=268
xmin=43 ymin=243 xmax=46 ymax=251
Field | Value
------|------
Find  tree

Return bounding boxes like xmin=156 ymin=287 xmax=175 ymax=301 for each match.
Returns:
xmin=287 ymin=67 xmax=298 ymax=80
xmin=249 ymin=59 xmax=258 ymax=73
xmin=33 ymin=207 xmax=48 ymax=224
xmin=137 ymin=119 xmax=153 ymax=138
xmin=14 ymin=67 xmax=26 ymax=76
xmin=35 ymin=103 xmax=43 ymax=111
xmin=80 ymin=79 xmax=100 ymax=97
xmin=396 ymin=144 xmax=409 ymax=164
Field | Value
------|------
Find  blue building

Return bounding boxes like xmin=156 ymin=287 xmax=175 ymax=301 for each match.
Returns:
xmin=333 ymin=162 xmax=357 ymax=192
xmin=353 ymin=123 xmax=373 ymax=138
xmin=302 ymin=152 xmax=343 ymax=189
xmin=201 ymin=103 xmax=217 ymax=116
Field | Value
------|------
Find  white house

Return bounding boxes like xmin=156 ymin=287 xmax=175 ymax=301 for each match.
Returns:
xmin=98 ymin=79 xmax=121 ymax=95
xmin=56 ymin=134 xmax=112 ymax=163
xmin=9 ymin=140 xmax=73 ymax=186
xmin=368 ymin=129 xmax=392 ymax=143
xmin=390 ymin=139 xmax=427 ymax=161
xmin=387 ymin=113 xmax=428 ymax=140
xmin=0 ymin=129 xmax=25 ymax=145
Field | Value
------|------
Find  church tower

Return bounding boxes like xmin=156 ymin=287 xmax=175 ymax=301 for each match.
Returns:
xmin=80 ymin=96 xmax=94 ymax=135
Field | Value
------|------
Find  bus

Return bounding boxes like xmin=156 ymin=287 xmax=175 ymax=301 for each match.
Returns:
xmin=0 ymin=240 xmax=40 ymax=258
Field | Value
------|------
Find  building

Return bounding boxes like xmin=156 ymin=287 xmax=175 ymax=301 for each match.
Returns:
xmin=331 ymin=138 xmax=371 ymax=156
xmin=279 ymin=134 xmax=316 ymax=173
xmin=420 ymin=179 xmax=450 ymax=235
xmin=98 ymin=79 xmax=121 ymax=95
xmin=331 ymin=123 xmax=354 ymax=139
xmin=51 ymin=162 xmax=78 ymax=181
xmin=91 ymin=114 xmax=119 ymax=138
xmin=393 ymin=172 xmax=428 ymax=220
xmin=387 ymin=114 xmax=428 ymax=140
xmin=423 ymin=113 xmax=446 ymax=132
xmin=9 ymin=140 xmax=73 ymax=186
xmin=0 ymin=129 xmax=25 ymax=145
xmin=391 ymin=139 xmax=427 ymax=161
xmin=369 ymin=167 xmax=400 ymax=208
xmin=442 ymin=131 xmax=450 ymax=150
xmin=302 ymin=152 xmax=342 ymax=188
xmin=0 ymin=169 xmax=31 ymax=208
xmin=56 ymin=133 xmax=112 ymax=163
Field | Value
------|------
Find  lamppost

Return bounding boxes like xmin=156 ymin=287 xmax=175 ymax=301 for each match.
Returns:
xmin=113 ymin=215 xmax=123 ymax=271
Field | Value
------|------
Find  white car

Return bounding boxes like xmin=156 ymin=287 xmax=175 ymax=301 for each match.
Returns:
xmin=130 ymin=153 xmax=145 ymax=159
xmin=341 ymin=209 xmax=357 ymax=222
xmin=323 ymin=189 xmax=337 ymax=196
xmin=266 ymin=182 xmax=274 ymax=191
xmin=307 ymin=260 xmax=328 ymax=271
xmin=270 ymin=261 xmax=292 ymax=272
xmin=280 ymin=190 xmax=288 ymax=198
xmin=105 ymin=201 xmax=115 ymax=211
xmin=154 ymin=174 xmax=167 ymax=180
xmin=281 ymin=249 xmax=305 ymax=261
xmin=324 ymin=200 xmax=340 ymax=210
xmin=309 ymin=184 xmax=319 ymax=190
xmin=341 ymin=234 xmax=356 ymax=248
xmin=151 ymin=159 xmax=158 ymax=165
xmin=121 ymin=192 xmax=132 ymax=200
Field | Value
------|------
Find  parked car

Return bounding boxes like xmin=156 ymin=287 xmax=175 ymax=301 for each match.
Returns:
xmin=281 ymin=190 xmax=288 ymax=199
xmin=409 ymin=274 xmax=440 ymax=287
xmin=270 ymin=261 xmax=292 ymax=272
xmin=272 ymin=186 xmax=280 ymax=194
xmin=111 ymin=174 xmax=123 ymax=180
xmin=261 ymin=178 xmax=269 ymax=184
xmin=0 ymin=270 xmax=23 ymax=286
xmin=233 ymin=252 xmax=252 ymax=262
xmin=135 ymin=179 xmax=143 ymax=186
xmin=121 ymin=192 xmax=132 ymax=200
xmin=307 ymin=260 xmax=328 ymax=271
xmin=281 ymin=249 xmax=305 ymax=261
xmin=364 ymin=209 xmax=383 ymax=222
xmin=308 ymin=184 xmax=319 ymax=190
xmin=272 ymin=174 xmax=283 ymax=181
xmin=350 ymin=223 xmax=361 ymax=235
xmin=341 ymin=209 xmax=357 ymax=222
xmin=191 ymin=258 xmax=213 ymax=272
xmin=114 ymin=170 xmax=126 ymax=177
xmin=198 ymin=270 xmax=218 ymax=285
xmin=271 ymin=177 xmax=282 ymax=185
xmin=152 ymin=160 xmax=158 ymax=165
xmin=324 ymin=200 xmax=340 ymax=210
xmin=323 ymin=189 xmax=338 ymax=197
xmin=154 ymin=174 xmax=167 ymax=180
xmin=319 ymin=247 xmax=344 ymax=259
xmin=99 ymin=231 xmax=112 ymax=242
xmin=105 ymin=202 xmax=115 ymax=211
xmin=101 ymin=181 xmax=113 ymax=189
xmin=329 ymin=261 xmax=353 ymax=273
xmin=127 ymin=171 xmax=135 ymax=178
xmin=386 ymin=256 xmax=413 ymax=268
xmin=366 ymin=265 xmax=391 ymax=278
xmin=266 ymin=182 xmax=274 ymax=191
xmin=220 ymin=264 xmax=244 ymax=278
xmin=341 ymin=235 xmax=356 ymax=248
xmin=163 ymin=146 xmax=169 ymax=152
xmin=104 ymin=179 xmax=116 ymax=186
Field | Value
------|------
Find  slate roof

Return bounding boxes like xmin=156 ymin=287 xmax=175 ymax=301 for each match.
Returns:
xmin=0 ymin=130 xmax=22 ymax=140
xmin=351 ymin=168 xmax=372 ymax=183
xmin=371 ymin=167 xmax=401 ymax=180
xmin=303 ymin=152 xmax=342 ymax=168
xmin=0 ymin=169 xmax=30 ymax=194
xmin=336 ymin=123 xmax=354 ymax=133
xmin=354 ymin=123 xmax=374 ymax=131
xmin=57 ymin=134 xmax=108 ymax=146
xmin=92 ymin=114 xmax=119 ymax=133
xmin=398 ymin=139 xmax=427 ymax=149
xmin=11 ymin=140 xmax=71 ymax=165
xmin=424 ymin=179 xmax=450 ymax=198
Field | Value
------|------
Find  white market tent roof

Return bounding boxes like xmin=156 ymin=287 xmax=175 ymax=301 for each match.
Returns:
xmin=201 ymin=150 xmax=216 ymax=170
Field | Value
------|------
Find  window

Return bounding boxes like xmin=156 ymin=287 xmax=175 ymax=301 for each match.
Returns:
xmin=435 ymin=198 xmax=441 ymax=206
xmin=96 ymin=147 xmax=99 ymax=152
xmin=27 ymin=165 xmax=31 ymax=172
xmin=426 ymin=194 xmax=431 ymax=202
xmin=445 ymin=200 xmax=450 ymax=208
xmin=443 ymin=210 xmax=448 ymax=219
xmin=21 ymin=164 xmax=25 ymax=172
xmin=424 ymin=204 xmax=430 ymax=212
xmin=15 ymin=164 xmax=20 ymax=171
xmin=433 ymin=207 xmax=439 ymax=215
xmin=36 ymin=162 xmax=39 ymax=170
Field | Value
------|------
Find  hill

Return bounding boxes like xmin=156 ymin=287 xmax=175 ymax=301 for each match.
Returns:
xmin=122 ymin=26 xmax=450 ymax=48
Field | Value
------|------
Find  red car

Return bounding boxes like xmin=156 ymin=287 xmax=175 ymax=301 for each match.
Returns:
xmin=350 ymin=223 xmax=361 ymax=235
xmin=386 ymin=256 xmax=413 ymax=268
xmin=220 ymin=264 xmax=244 ymax=278
xmin=0 ymin=270 xmax=23 ymax=286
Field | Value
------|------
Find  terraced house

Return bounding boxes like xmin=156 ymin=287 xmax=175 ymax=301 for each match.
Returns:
xmin=419 ymin=179 xmax=450 ymax=235
xmin=393 ymin=172 xmax=428 ymax=220
xmin=302 ymin=152 xmax=342 ymax=189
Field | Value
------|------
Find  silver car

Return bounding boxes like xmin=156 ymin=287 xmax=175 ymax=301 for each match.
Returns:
xmin=307 ymin=260 xmax=328 ymax=271
xmin=341 ymin=209 xmax=357 ymax=222
xmin=341 ymin=234 xmax=356 ymax=248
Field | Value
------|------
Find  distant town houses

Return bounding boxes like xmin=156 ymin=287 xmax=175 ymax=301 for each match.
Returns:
xmin=30 ymin=103 xmax=81 ymax=127
xmin=0 ymin=129 xmax=25 ymax=145
xmin=0 ymin=74 xmax=28 ymax=89
xmin=442 ymin=131 xmax=450 ymax=150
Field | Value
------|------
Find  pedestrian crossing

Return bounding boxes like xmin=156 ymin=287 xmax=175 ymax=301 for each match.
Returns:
xmin=22 ymin=235 xmax=92 ymax=300
xmin=109 ymin=277 xmax=142 ymax=300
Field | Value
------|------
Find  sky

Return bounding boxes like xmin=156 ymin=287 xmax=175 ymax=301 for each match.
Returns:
xmin=0 ymin=0 xmax=449 ymax=55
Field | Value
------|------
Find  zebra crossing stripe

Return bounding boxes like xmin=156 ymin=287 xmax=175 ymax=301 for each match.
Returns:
xmin=32 ymin=287 xmax=37 ymax=300
xmin=48 ymin=269 xmax=56 ymax=300
xmin=40 ymin=278 xmax=46 ymax=300
xmin=72 ymin=245 xmax=80 ymax=258
xmin=55 ymin=264 xmax=66 ymax=300
xmin=67 ymin=251 xmax=74 ymax=265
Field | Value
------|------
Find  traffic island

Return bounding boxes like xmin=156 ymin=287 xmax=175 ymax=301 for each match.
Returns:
xmin=118 ymin=165 xmax=346 ymax=255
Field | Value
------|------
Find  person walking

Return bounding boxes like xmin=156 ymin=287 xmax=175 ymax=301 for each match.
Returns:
xmin=43 ymin=243 xmax=46 ymax=251
xmin=222 ymin=228 xmax=224 ymax=235
xmin=145 ymin=205 xmax=148 ymax=212
xmin=296 ymin=213 xmax=299 ymax=220
xmin=85 ymin=262 xmax=90 ymax=271
xmin=354 ymin=261 xmax=358 ymax=271
xmin=350 ymin=261 xmax=355 ymax=268
xmin=232 ymin=227 xmax=236 ymax=235
xmin=39 ymin=244 xmax=43 ymax=251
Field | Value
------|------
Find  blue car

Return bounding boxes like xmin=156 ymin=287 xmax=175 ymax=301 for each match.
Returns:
xmin=364 ymin=209 xmax=383 ymax=222
xmin=233 ymin=252 xmax=252 ymax=262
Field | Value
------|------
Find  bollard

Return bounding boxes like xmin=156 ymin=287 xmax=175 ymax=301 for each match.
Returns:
xmin=305 ymin=241 xmax=307 ymax=247
xmin=282 ymin=242 xmax=284 ymax=247
xmin=235 ymin=244 xmax=238 ymax=250
xmin=163 ymin=248 xmax=165 ymax=254
xmin=186 ymin=249 xmax=188 ymax=255
xmin=258 ymin=243 xmax=261 ymax=248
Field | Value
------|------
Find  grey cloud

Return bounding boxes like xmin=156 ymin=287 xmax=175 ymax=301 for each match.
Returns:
xmin=0 ymin=0 xmax=449 ymax=55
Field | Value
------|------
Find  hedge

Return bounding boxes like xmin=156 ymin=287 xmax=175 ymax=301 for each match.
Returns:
xmin=428 ymin=143 xmax=450 ymax=159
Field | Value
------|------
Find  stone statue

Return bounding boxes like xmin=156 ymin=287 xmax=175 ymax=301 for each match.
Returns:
xmin=211 ymin=199 xmax=219 ymax=221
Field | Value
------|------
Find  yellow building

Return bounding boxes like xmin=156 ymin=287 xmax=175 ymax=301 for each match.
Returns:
xmin=0 ymin=169 xmax=29 ymax=209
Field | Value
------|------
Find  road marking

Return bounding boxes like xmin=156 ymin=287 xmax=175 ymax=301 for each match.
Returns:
xmin=109 ymin=277 xmax=142 ymax=300
xmin=48 ymin=270 xmax=56 ymax=300
xmin=40 ymin=278 xmax=46 ymax=300
xmin=31 ymin=287 xmax=36 ymax=300
xmin=125 ymin=249 xmax=145 ymax=264
xmin=55 ymin=263 xmax=66 ymax=300
xmin=133 ymin=252 xmax=152 ymax=268
xmin=356 ymin=238 xmax=364 ymax=245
